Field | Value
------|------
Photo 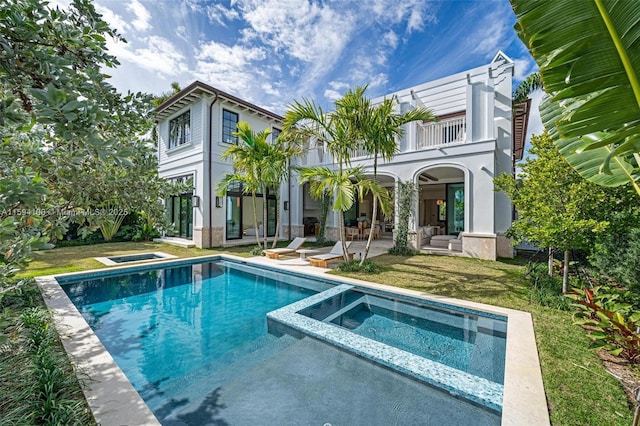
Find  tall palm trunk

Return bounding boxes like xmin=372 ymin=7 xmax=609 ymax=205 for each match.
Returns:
xmin=271 ymin=193 xmax=281 ymax=248
xmin=251 ymin=193 xmax=261 ymax=248
xmin=262 ymin=189 xmax=268 ymax=248
xmin=361 ymin=153 xmax=379 ymax=265
xmin=339 ymin=209 xmax=349 ymax=262
xmin=337 ymin=162 xmax=350 ymax=263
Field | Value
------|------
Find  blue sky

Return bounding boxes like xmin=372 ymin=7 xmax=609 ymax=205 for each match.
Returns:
xmin=52 ymin=0 xmax=544 ymax=142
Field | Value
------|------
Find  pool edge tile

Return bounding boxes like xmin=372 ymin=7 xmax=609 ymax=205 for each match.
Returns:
xmin=36 ymin=275 xmax=161 ymax=426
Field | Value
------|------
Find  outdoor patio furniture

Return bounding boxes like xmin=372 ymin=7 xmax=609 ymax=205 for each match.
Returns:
xmin=245 ymin=224 xmax=263 ymax=237
xmin=364 ymin=224 xmax=380 ymax=240
xmin=345 ymin=227 xmax=360 ymax=241
xmin=264 ymin=237 xmax=306 ymax=259
xmin=430 ymin=234 xmax=458 ymax=249
xmin=449 ymin=234 xmax=463 ymax=251
xmin=308 ymin=241 xmax=354 ymax=268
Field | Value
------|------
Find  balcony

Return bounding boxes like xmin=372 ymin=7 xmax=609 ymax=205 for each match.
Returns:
xmin=417 ymin=116 xmax=466 ymax=150
xmin=302 ymin=115 xmax=470 ymax=166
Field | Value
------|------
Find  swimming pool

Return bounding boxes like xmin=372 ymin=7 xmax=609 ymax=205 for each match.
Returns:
xmin=38 ymin=255 xmax=550 ymax=425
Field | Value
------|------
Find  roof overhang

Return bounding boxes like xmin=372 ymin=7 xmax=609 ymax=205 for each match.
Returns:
xmin=512 ymin=98 xmax=531 ymax=162
xmin=154 ymin=81 xmax=284 ymax=123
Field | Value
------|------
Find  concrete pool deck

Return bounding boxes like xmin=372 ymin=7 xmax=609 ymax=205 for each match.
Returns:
xmin=36 ymin=253 xmax=550 ymax=426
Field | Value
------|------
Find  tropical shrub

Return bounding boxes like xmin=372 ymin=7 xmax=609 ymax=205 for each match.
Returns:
xmin=525 ymin=262 xmax=572 ymax=310
xmin=568 ymin=286 xmax=640 ymax=363
xmin=249 ymin=246 xmax=264 ymax=256
xmin=335 ymin=259 xmax=382 ymax=274
xmin=589 ymin=209 xmax=640 ymax=292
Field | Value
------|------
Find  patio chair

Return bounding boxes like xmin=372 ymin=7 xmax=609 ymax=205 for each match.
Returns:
xmin=364 ymin=224 xmax=380 ymax=240
xmin=345 ymin=227 xmax=360 ymax=241
xmin=308 ymin=241 xmax=354 ymax=268
xmin=264 ymin=237 xmax=307 ymax=259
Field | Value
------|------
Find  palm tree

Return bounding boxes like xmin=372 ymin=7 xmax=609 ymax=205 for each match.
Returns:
xmin=297 ymin=165 xmax=391 ymax=262
xmin=217 ymin=121 xmax=271 ymax=249
xmin=359 ymin=95 xmax=436 ymax=264
xmin=511 ymin=0 xmax=640 ymax=196
xmin=260 ymin=130 xmax=302 ymax=248
xmin=284 ymin=87 xmax=371 ymax=261
xmin=513 ymin=72 xmax=542 ymax=103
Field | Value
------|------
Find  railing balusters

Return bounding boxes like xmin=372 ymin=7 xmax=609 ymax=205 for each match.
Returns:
xmin=417 ymin=116 xmax=466 ymax=150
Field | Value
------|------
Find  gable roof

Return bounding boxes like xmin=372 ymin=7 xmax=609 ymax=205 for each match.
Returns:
xmin=154 ymin=81 xmax=284 ymax=122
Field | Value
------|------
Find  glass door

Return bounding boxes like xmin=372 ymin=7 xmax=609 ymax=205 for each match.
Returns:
xmin=267 ymin=198 xmax=277 ymax=237
xmin=180 ymin=194 xmax=193 ymax=238
xmin=226 ymin=195 xmax=242 ymax=240
xmin=446 ymin=183 xmax=464 ymax=235
xmin=167 ymin=193 xmax=193 ymax=239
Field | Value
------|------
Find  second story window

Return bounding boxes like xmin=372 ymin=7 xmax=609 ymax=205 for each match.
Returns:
xmin=168 ymin=111 xmax=190 ymax=149
xmin=271 ymin=127 xmax=281 ymax=143
xmin=222 ymin=109 xmax=239 ymax=144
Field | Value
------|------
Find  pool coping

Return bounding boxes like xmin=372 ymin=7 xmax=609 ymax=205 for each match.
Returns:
xmin=35 ymin=253 xmax=550 ymax=426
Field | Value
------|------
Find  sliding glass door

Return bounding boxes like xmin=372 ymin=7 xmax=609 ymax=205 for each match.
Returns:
xmin=446 ymin=183 xmax=464 ymax=235
xmin=167 ymin=193 xmax=193 ymax=239
xmin=226 ymin=194 xmax=242 ymax=240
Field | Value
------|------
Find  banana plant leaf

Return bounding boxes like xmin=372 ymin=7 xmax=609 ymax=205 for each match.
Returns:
xmin=512 ymin=0 xmax=640 ymax=192
xmin=540 ymin=94 xmax=640 ymax=190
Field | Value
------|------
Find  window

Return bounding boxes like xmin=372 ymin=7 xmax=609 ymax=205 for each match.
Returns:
xmin=272 ymin=127 xmax=281 ymax=143
xmin=222 ymin=109 xmax=239 ymax=144
xmin=168 ymin=111 xmax=190 ymax=149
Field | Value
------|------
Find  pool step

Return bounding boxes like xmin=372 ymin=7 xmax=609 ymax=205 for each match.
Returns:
xmin=321 ymin=296 xmax=367 ymax=323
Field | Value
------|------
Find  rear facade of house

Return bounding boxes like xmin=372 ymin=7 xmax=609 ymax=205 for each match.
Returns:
xmin=155 ymin=52 xmax=528 ymax=260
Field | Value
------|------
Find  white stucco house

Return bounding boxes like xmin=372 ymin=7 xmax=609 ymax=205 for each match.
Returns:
xmin=155 ymin=83 xmax=284 ymax=248
xmin=155 ymin=51 xmax=529 ymax=260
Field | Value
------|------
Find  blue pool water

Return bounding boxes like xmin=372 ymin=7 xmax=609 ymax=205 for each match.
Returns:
xmin=61 ymin=258 xmax=503 ymax=425
xmin=299 ymin=289 xmax=506 ymax=384
xmin=63 ymin=260 xmax=327 ymax=416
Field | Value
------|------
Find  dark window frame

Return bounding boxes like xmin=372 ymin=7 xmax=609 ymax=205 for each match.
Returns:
xmin=222 ymin=109 xmax=239 ymax=144
xmin=168 ymin=110 xmax=191 ymax=149
xmin=272 ymin=127 xmax=281 ymax=143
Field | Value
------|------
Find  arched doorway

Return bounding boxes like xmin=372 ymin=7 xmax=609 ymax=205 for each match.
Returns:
xmin=417 ymin=167 xmax=465 ymax=235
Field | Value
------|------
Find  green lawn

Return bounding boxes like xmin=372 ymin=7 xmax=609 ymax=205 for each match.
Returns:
xmin=17 ymin=241 xmax=249 ymax=278
xmin=15 ymin=243 xmax=635 ymax=425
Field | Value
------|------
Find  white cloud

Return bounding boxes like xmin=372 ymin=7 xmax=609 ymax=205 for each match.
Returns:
xmin=328 ymin=81 xmax=350 ymax=91
xmin=513 ymin=57 xmax=536 ymax=82
xmin=365 ymin=0 xmax=436 ymax=33
xmin=106 ymin=35 xmax=187 ymax=76
xmin=127 ymin=0 xmax=152 ymax=32
xmin=236 ymin=0 xmax=355 ymax=92
xmin=261 ymin=82 xmax=280 ymax=97
xmin=383 ymin=31 xmax=399 ymax=49
xmin=193 ymin=41 xmax=267 ymax=97
xmin=95 ymin=4 xmax=130 ymax=33
xmin=197 ymin=40 xmax=265 ymax=67
xmin=206 ymin=3 xmax=240 ymax=26
xmin=176 ymin=25 xmax=189 ymax=43
xmin=324 ymin=89 xmax=342 ymax=101
xmin=469 ymin=10 xmax=511 ymax=58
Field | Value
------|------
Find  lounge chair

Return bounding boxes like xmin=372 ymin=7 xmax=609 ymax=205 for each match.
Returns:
xmin=264 ymin=237 xmax=306 ymax=259
xmin=308 ymin=241 xmax=354 ymax=268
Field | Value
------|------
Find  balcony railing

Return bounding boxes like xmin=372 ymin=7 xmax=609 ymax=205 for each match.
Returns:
xmin=417 ymin=116 xmax=466 ymax=149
